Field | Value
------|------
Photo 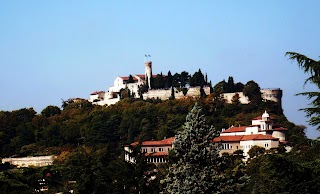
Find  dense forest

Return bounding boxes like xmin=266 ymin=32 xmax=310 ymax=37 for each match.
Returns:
xmin=0 ymin=73 xmax=319 ymax=193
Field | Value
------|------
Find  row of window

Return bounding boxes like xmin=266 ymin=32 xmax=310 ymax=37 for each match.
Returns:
xmin=146 ymin=157 xmax=166 ymax=163
xmin=222 ymin=144 xmax=239 ymax=150
xmin=142 ymin=148 xmax=170 ymax=153
xmin=222 ymin=144 xmax=269 ymax=150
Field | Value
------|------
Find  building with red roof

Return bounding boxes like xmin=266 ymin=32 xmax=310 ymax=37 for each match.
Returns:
xmin=124 ymin=112 xmax=286 ymax=163
xmin=124 ymin=137 xmax=175 ymax=164
xmin=215 ymin=111 xmax=287 ymax=159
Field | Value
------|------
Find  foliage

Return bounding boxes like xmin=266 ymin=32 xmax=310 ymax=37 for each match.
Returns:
xmin=286 ymin=52 xmax=320 ymax=130
xmin=243 ymin=80 xmax=262 ymax=106
xmin=244 ymin=154 xmax=318 ymax=194
xmin=247 ymin=145 xmax=265 ymax=158
xmin=161 ymin=103 xmax=248 ymax=193
xmin=41 ymin=105 xmax=61 ymax=117
xmin=0 ymin=75 xmax=312 ymax=193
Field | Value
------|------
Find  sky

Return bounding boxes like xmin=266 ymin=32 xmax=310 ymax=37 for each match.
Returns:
xmin=0 ymin=1 xmax=319 ymax=138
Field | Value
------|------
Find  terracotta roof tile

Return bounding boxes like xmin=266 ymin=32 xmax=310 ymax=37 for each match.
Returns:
xmin=214 ymin=134 xmax=278 ymax=142
xmin=214 ymin=136 xmax=243 ymax=142
xmin=241 ymin=134 xmax=278 ymax=141
xmin=222 ymin=126 xmax=247 ymax=133
xmin=130 ymin=137 xmax=175 ymax=147
xmin=90 ymin=91 xmax=104 ymax=95
xmin=119 ymin=76 xmax=139 ymax=81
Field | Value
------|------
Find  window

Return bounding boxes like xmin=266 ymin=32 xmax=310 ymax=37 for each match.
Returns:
xmin=222 ymin=143 xmax=231 ymax=150
xmin=151 ymin=148 xmax=155 ymax=152
xmin=159 ymin=148 xmax=163 ymax=152
xmin=265 ymin=143 xmax=269 ymax=148
xmin=142 ymin=148 xmax=147 ymax=153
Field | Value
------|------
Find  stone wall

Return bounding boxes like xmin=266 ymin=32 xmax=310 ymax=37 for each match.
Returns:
xmin=143 ymin=86 xmax=211 ymax=100
xmin=223 ymin=88 xmax=282 ymax=105
xmin=2 ymin=156 xmax=56 ymax=168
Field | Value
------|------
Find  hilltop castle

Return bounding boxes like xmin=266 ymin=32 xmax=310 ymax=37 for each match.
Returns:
xmin=89 ymin=61 xmax=282 ymax=106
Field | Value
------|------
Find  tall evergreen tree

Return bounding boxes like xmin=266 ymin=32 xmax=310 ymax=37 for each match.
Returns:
xmin=166 ymin=71 xmax=173 ymax=89
xmin=161 ymin=103 xmax=247 ymax=193
xmin=227 ymin=76 xmax=235 ymax=93
xmin=286 ymin=52 xmax=320 ymax=130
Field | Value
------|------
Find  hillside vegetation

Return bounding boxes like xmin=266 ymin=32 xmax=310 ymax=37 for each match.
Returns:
xmin=0 ymin=77 xmax=319 ymax=193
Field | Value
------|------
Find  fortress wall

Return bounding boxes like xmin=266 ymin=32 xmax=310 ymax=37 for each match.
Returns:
xmin=261 ymin=89 xmax=282 ymax=103
xmin=183 ymin=87 xmax=211 ymax=97
xmin=143 ymin=89 xmax=172 ymax=100
xmin=143 ymin=86 xmax=211 ymax=100
xmin=223 ymin=92 xmax=250 ymax=104
xmin=2 ymin=156 xmax=56 ymax=168
xmin=223 ymin=89 xmax=282 ymax=104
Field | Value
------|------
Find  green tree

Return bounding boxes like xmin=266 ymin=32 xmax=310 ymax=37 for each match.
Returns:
xmin=227 ymin=76 xmax=235 ymax=93
xmin=166 ymin=71 xmax=173 ymax=88
xmin=189 ymin=69 xmax=205 ymax=87
xmin=243 ymin=80 xmax=262 ymax=106
xmin=180 ymin=71 xmax=190 ymax=88
xmin=161 ymin=103 xmax=247 ymax=193
xmin=244 ymin=154 xmax=317 ymax=194
xmin=247 ymin=145 xmax=265 ymax=158
xmin=286 ymin=52 xmax=320 ymax=130
xmin=213 ymin=80 xmax=228 ymax=93
xmin=41 ymin=106 xmax=61 ymax=117
xmin=128 ymin=74 xmax=134 ymax=83
xmin=234 ymin=82 xmax=244 ymax=92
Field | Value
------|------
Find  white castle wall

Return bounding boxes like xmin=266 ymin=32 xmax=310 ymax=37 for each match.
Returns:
xmin=223 ymin=88 xmax=282 ymax=104
xmin=143 ymin=86 xmax=211 ymax=100
xmin=2 ymin=156 xmax=56 ymax=168
xmin=223 ymin=92 xmax=250 ymax=104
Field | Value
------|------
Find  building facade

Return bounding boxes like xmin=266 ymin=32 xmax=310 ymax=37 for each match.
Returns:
xmin=124 ymin=137 xmax=175 ymax=164
xmin=214 ymin=111 xmax=287 ymax=159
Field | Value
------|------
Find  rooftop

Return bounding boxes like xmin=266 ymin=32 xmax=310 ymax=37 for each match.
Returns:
xmin=130 ymin=137 xmax=175 ymax=147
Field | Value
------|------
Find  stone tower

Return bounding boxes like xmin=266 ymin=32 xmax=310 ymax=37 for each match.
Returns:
xmin=145 ymin=61 xmax=152 ymax=89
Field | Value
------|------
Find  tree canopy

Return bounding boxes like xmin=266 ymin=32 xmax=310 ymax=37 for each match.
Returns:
xmin=161 ymin=103 xmax=248 ymax=193
xmin=286 ymin=52 xmax=320 ymax=130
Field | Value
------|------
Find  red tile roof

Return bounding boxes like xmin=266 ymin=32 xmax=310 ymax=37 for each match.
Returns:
xmin=90 ymin=91 xmax=104 ymax=95
xmin=119 ymin=76 xmax=139 ymax=81
xmin=131 ymin=137 xmax=175 ymax=147
xmin=214 ymin=134 xmax=278 ymax=142
xmin=241 ymin=134 xmax=278 ymax=141
xmin=214 ymin=136 xmax=243 ymax=142
xmin=221 ymin=126 xmax=247 ymax=133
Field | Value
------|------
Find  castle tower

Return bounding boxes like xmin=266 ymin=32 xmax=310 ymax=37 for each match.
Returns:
xmin=145 ymin=61 xmax=152 ymax=89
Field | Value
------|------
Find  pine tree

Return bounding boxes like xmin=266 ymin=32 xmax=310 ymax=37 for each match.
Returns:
xmin=161 ymin=103 xmax=248 ymax=193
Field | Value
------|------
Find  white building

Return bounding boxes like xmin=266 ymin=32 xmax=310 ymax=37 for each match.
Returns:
xmin=214 ymin=111 xmax=287 ymax=159
xmin=89 ymin=61 xmax=156 ymax=106
xmin=124 ymin=137 xmax=175 ymax=164
xmin=2 ymin=156 xmax=56 ymax=168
